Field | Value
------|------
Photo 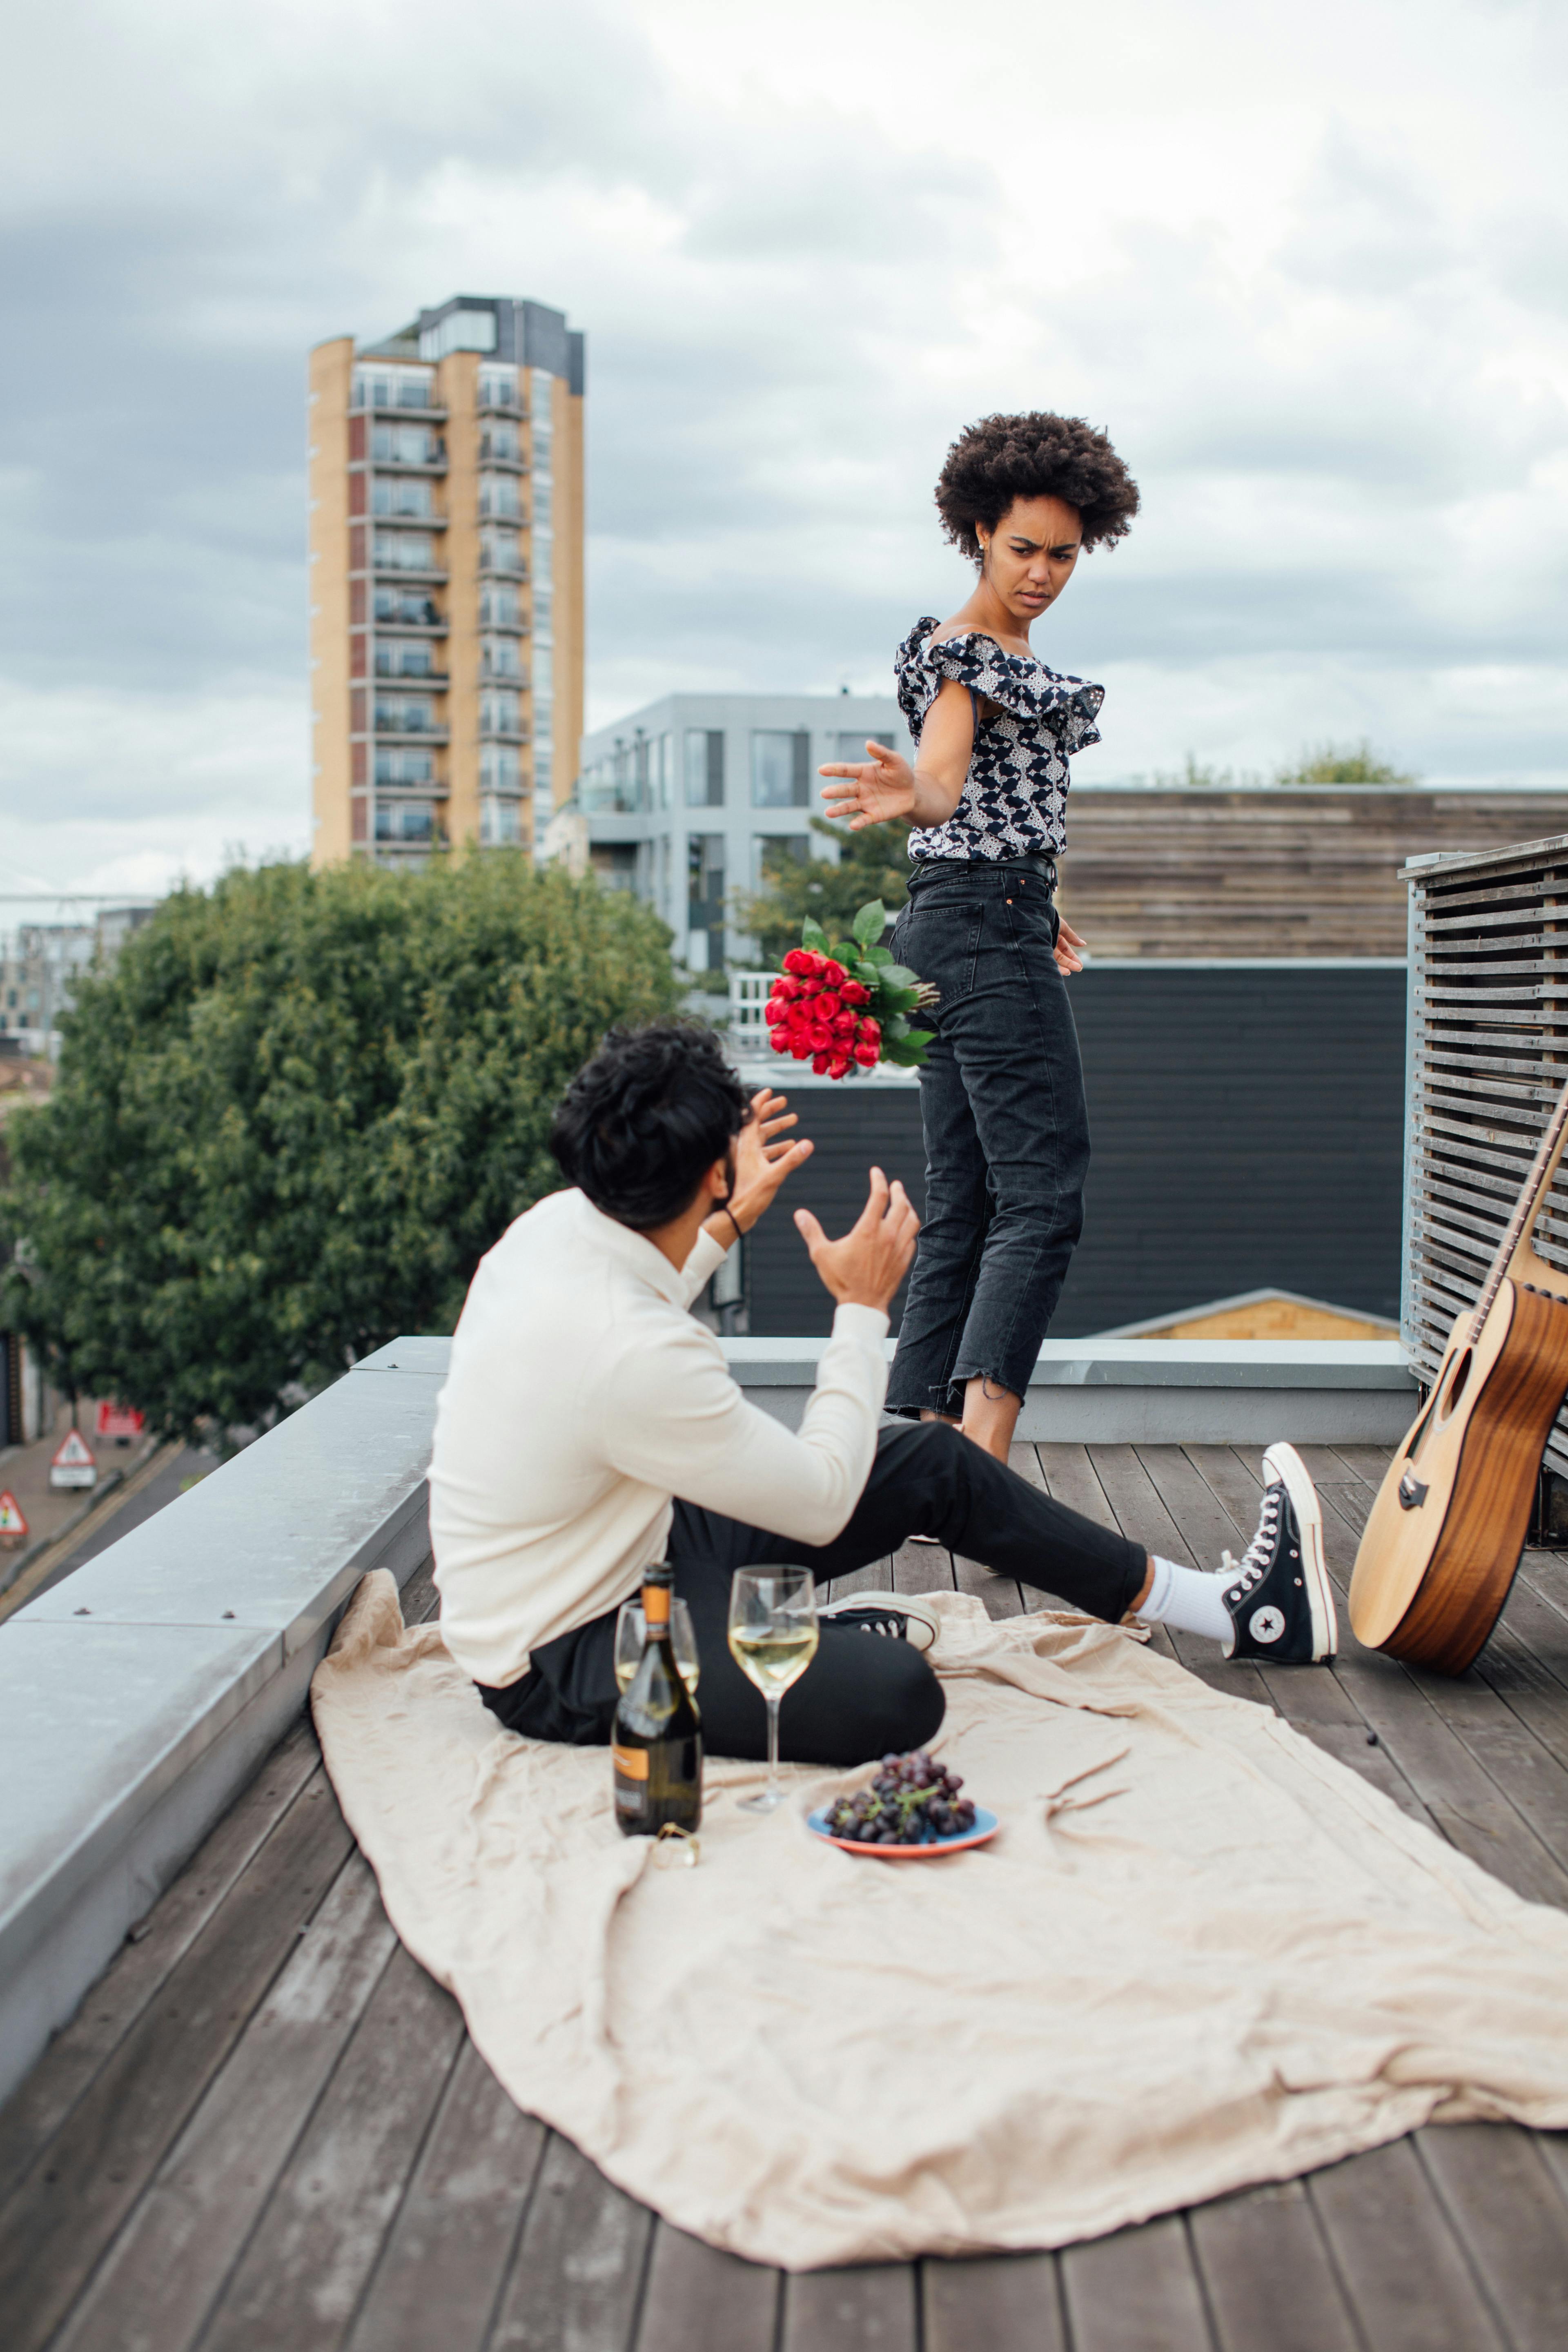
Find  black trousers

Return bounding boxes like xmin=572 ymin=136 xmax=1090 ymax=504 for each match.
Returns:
xmin=885 ymin=859 xmax=1091 ymax=1419
xmin=477 ymin=1422 xmax=1148 ymax=1765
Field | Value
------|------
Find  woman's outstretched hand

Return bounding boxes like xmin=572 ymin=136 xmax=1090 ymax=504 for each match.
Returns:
xmin=818 ymin=741 xmax=918 ymax=831
xmin=1054 ymin=917 xmax=1087 ymax=977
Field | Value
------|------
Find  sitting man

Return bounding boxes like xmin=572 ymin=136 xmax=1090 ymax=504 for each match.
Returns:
xmin=430 ymin=1022 xmax=1336 ymax=1763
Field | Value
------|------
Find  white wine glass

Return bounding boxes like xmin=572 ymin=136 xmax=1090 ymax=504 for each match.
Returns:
xmin=727 ymin=1566 xmax=818 ymax=1814
xmin=615 ymin=1595 xmax=699 ymax=1698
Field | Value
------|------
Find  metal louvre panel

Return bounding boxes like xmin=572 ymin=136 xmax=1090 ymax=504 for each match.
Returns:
xmin=1403 ymin=837 xmax=1568 ymax=1477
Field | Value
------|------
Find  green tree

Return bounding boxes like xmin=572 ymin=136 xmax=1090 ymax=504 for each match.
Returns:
xmin=1274 ymin=739 xmax=1417 ymax=786
xmin=733 ymin=816 xmax=912 ymax=971
xmin=0 ymin=855 xmax=682 ymax=1443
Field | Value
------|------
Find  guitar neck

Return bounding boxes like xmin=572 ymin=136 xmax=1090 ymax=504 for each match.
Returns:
xmin=1470 ymin=1074 xmax=1568 ymax=1341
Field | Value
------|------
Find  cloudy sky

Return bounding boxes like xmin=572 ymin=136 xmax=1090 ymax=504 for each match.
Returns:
xmin=3 ymin=0 xmax=1565 ymax=897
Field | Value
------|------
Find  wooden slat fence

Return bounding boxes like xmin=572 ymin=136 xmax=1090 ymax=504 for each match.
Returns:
xmin=1402 ymin=832 xmax=1568 ymax=1479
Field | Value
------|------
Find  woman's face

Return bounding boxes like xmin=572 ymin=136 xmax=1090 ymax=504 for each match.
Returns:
xmin=978 ymin=494 xmax=1082 ymax=625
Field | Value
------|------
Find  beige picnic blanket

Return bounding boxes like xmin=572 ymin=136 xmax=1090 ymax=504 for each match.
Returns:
xmin=312 ymin=1570 xmax=1568 ymax=2268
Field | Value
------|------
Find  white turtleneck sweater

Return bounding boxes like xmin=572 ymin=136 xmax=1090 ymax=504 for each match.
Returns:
xmin=429 ymin=1187 xmax=889 ymax=1687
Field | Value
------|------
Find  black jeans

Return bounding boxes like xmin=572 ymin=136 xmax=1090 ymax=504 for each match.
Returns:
xmin=477 ymin=1422 xmax=1147 ymax=1764
xmin=886 ymin=860 xmax=1091 ymax=1419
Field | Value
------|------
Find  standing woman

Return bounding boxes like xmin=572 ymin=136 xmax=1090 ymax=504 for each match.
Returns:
xmin=820 ymin=413 xmax=1140 ymax=1462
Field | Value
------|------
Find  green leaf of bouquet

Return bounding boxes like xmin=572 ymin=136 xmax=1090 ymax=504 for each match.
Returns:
xmin=883 ymin=1012 xmax=910 ymax=1040
xmin=852 ymin=899 xmax=886 ymax=950
xmin=801 ymin=917 xmax=830 ymax=954
xmin=864 ymin=945 xmax=894 ymax=967
xmin=882 ymin=964 xmax=921 ymax=988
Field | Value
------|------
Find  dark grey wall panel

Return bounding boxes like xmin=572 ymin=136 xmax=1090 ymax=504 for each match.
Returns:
xmin=743 ymin=966 xmax=1407 ymax=1339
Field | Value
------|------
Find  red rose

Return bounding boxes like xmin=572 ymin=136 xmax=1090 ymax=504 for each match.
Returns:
xmin=853 ymin=1041 xmax=878 ymax=1066
xmin=792 ymin=1038 xmax=812 ymax=1060
xmin=812 ymin=1051 xmax=831 ymax=1074
xmin=858 ymin=1016 xmax=880 ymax=1042
xmin=769 ymin=1030 xmax=791 ymax=1054
xmin=765 ymin=998 xmax=789 ymax=1026
xmin=775 ymin=975 xmax=801 ymax=998
xmin=787 ymin=1000 xmax=813 ymax=1028
xmin=840 ymin=980 xmax=870 ymax=1006
xmin=822 ymin=959 xmax=847 ymax=987
xmin=828 ymin=1054 xmax=851 ymax=1078
xmin=782 ymin=948 xmax=815 ymax=976
xmin=808 ymin=1025 xmax=832 ymax=1050
xmin=815 ymin=992 xmax=840 ymax=1018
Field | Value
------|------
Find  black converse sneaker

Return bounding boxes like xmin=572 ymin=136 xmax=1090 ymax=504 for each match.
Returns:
xmin=817 ymin=1592 xmax=939 ymax=1653
xmin=1220 ymin=1443 xmax=1337 ymax=1663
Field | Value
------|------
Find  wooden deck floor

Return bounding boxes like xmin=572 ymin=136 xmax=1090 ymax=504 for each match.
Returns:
xmin=4 ymin=1441 xmax=1568 ymax=2352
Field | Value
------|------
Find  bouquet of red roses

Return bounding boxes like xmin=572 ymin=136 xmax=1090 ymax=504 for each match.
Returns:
xmin=764 ymin=899 xmax=938 ymax=1078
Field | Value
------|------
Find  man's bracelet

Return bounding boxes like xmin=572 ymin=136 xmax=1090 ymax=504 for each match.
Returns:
xmin=719 ymin=1205 xmax=744 ymax=1247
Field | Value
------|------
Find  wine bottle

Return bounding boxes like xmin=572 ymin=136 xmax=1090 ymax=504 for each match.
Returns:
xmin=612 ymin=1565 xmax=702 ymax=1836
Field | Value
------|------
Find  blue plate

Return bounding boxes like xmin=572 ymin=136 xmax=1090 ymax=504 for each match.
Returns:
xmin=806 ymin=1803 xmax=1000 ymax=1858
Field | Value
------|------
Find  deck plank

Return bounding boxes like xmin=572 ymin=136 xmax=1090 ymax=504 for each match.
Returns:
xmin=197 ymin=1942 xmax=467 ymax=2352
xmin=1419 ymin=2122 xmax=1568 ymax=2352
xmin=486 ymin=2130 xmax=654 ymax=2352
xmin=781 ymin=2260 xmax=918 ymax=2350
xmin=0 ymin=1769 xmax=355 ymax=2352
xmin=1305 ymin=2139 xmax=1507 ymax=2352
xmin=1188 ymin=2178 xmax=1359 ymax=2352
xmin=0 ymin=1710 xmax=323 ymax=2210
xmin=952 ymin=1553 xmax=1028 ymax=1619
xmin=922 ymin=2251 xmax=1065 ymax=2351
xmin=50 ymin=1851 xmax=396 ymax=2352
xmin=345 ymin=2040 xmax=548 ymax=2352
xmin=891 ymin=1539 xmax=958 ymax=1598
xmin=633 ymin=2224 xmax=778 ymax=2352
xmin=1059 ymin=2215 xmax=1215 ymax=2352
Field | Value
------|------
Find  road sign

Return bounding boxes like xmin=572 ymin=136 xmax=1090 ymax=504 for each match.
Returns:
xmin=50 ymin=1428 xmax=98 ymax=1491
xmin=0 ymin=1490 xmax=27 ymax=1544
xmin=96 ymin=1401 xmax=145 ymax=1443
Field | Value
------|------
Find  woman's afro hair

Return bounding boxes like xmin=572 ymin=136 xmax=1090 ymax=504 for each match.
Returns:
xmin=935 ymin=413 xmax=1140 ymax=561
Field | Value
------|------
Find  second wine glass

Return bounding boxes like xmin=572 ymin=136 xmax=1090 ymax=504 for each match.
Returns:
xmin=727 ymin=1566 xmax=818 ymax=1813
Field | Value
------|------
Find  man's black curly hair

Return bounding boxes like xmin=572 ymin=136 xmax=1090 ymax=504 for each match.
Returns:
xmin=935 ymin=412 xmax=1140 ymax=561
xmin=550 ymin=1019 xmax=748 ymax=1230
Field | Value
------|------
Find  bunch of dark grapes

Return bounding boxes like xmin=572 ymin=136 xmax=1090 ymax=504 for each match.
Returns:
xmin=824 ymin=1751 xmax=978 ymax=1845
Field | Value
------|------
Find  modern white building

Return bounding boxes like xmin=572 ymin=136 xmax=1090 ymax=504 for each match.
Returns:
xmin=560 ymin=692 xmax=910 ymax=969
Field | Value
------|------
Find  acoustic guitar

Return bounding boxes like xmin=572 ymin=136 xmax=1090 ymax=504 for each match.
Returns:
xmin=1350 ymin=1071 xmax=1568 ymax=1674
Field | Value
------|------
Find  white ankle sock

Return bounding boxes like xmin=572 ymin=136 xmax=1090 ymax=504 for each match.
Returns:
xmin=1138 ymin=1555 xmax=1232 ymax=1646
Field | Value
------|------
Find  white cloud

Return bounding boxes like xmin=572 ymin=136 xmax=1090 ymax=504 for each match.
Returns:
xmin=1 ymin=0 xmax=1565 ymax=892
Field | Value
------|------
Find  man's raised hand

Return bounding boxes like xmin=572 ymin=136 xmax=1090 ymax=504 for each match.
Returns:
xmin=704 ymin=1088 xmax=813 ymax=1245
xmin=793 ymin=1165 xmax=920 ymax=1312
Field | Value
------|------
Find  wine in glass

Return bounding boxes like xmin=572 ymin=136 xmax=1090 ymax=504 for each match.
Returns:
xmin=728 ymin=1566 xmax=818 ymax=1813
xmin=615 ymin=1596 xmax=700 ymax=1698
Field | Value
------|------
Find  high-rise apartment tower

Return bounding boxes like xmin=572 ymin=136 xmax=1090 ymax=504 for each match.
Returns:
xmin=308 ymin=294 xmax=584 ymax=865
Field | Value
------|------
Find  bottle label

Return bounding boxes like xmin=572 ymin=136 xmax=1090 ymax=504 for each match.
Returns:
xmin=613 ymin=1745 xmax=648 ymax=1781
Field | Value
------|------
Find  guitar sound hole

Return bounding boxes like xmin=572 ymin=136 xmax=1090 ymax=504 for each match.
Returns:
xmin=1445 ymin=1350 xmax=1473 ymax=1413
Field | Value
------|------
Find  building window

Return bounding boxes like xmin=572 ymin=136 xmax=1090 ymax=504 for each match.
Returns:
xmin=479 ymin=584 xmax=522 ymax=629
xmin=751 ymin=730 xmax=810 ymax=809
xmin=374 ymin=643 xmax=434 ymax=678
xmin=480 ymin=635 xmax=521 ymax=679
xmin=374 ymin=801 xmax=436 ymax=843
xmin=832 ymin=730 xmax=895 ymax=762
xmin=374 ymin=532 xmax=435 ymax=572
xmin=371 ymin=478 xmax=434 ymax=519
xmin=481 ymin=746 xmax=521 ymax=791
xmin=688 ymin=832 xmax=726 ymax=967
xmin=353 ymin=367 xmax=434 ymax=410
xmin=481 ymin=690 xmax=521 ymax=737
xmin=371 ymin=423 xmax=442 ymax=465
xmin=594 ymin=844 xmax=640 ymax=895
xmin=374 ymin=749 xmax=436 ymax=786
xmin=480 ymin=422 xmax=520 ymax=462
xmin=753 ymin=835 xmax=811 ymax=889
xmin=478 ymin=475 xmax=522 ymax=520
xmin=479 ymin=528 xmax=523 ymax=575
xmin=478 ymin=365 xmax=519 ymax=408
xmin=374 ymin=695 xmax=437 ymax=733
xmin=684 ymin=730 xmax=724 ymax=808
xmin=479 ymin=796 xmax=523 ymax=845
xmin=374 ymin=588 xmax=441 ymax=626
xmin=421 ymin=307 xmax=498 ymax=360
